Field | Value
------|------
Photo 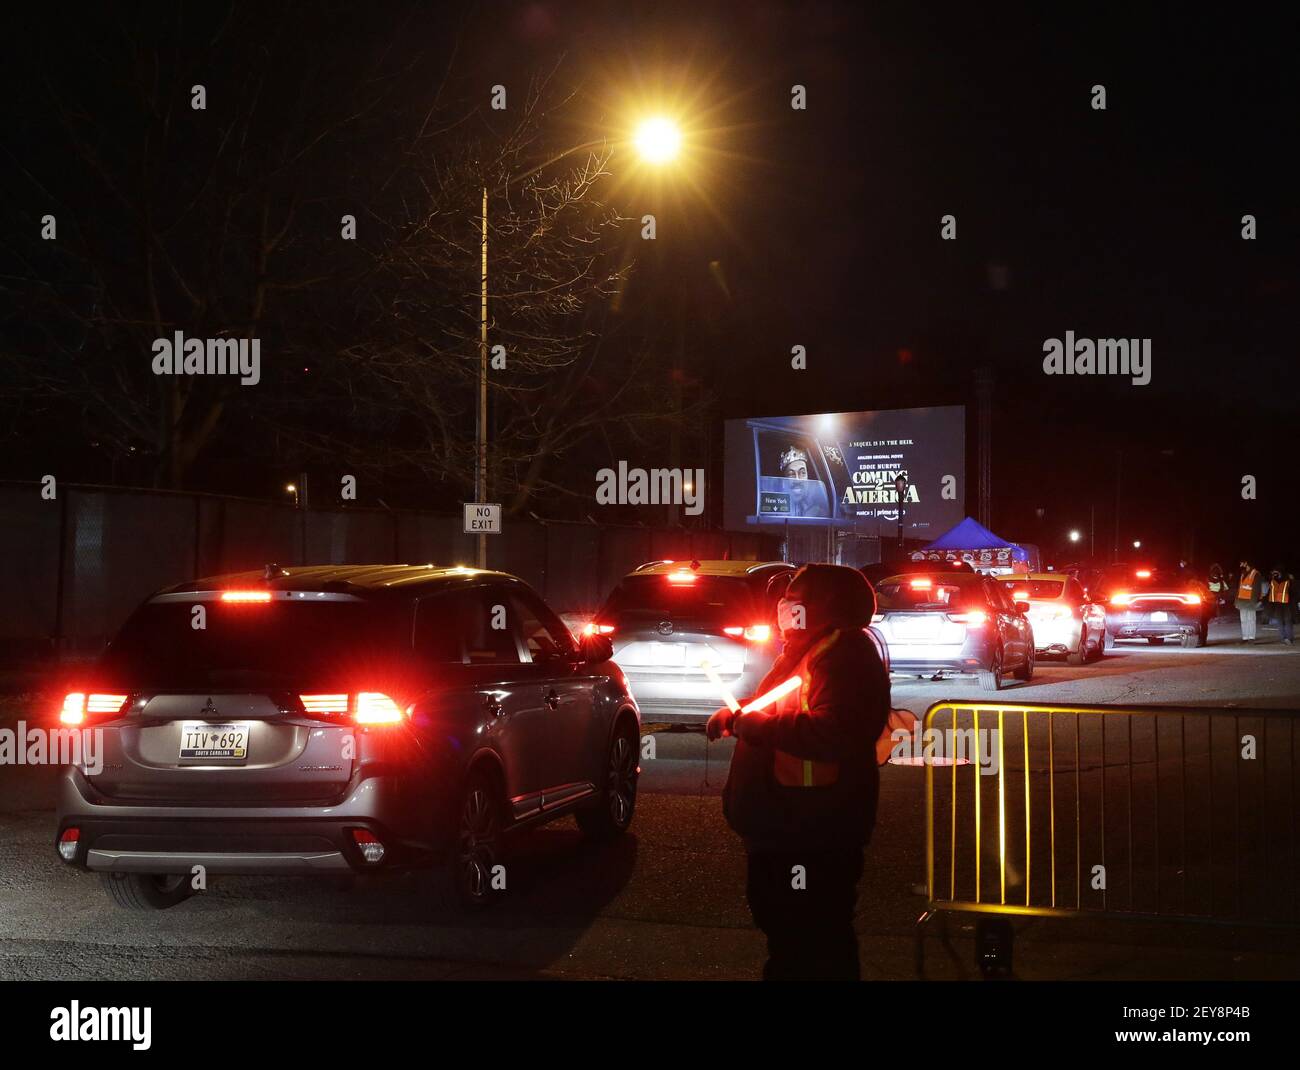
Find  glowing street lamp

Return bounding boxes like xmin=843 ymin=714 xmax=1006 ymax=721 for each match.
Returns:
xmin=1069 ymin=530 xmax=1081 ymax=543
xmin=633 ymin=116 xmax=682 ymax=164
xmin=1133 ymin=540 xmax=1142 ymax=549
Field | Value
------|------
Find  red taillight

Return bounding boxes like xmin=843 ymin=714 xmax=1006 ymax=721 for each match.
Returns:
xmin=58 ymin=827 xmax=80 ymax=862
xmin=298 ymin=692 xmax=406 ymax=725
xmin=299 ymin=693 xmax=350 ymax=715
xmin=666 ymin=570 xmax=697 ymax=585
xmin=1012 ymin=590 xmax=1029 ymax=601
xmin=1110 ymin=591 xmax=1132 ymax=605
xmin=910 ymin=577 xmax=932 ymax=589
xmin=60 ymin=692 xmax=128 ymax=725
xmin=947 ymin=610 xmax=987 ymax=627
xmin=355 ymin=692 xmax=404 ymax=725
xmin=349 ymin=828 xmax=386 ymax=864
xmin=1135 ymin=569 xmax=1152 ymax=579
xmin=220 ymin=590 xmax=273 ymax=603
xmin=581 ymin=622 xmax=616 ymax=636
xmin=723 ymin=624 xmax=772 ymax=642
xmin=1182 ymin=593 xmax=1202 ymax=605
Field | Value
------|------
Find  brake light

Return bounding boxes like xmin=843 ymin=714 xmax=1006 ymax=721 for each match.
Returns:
xmin=910 ymin=577 xmax=932 ymax=589
xmin=1182 ymin=593 xmax=1202 ymax=604
xmin=1135 ymin=569 xmax=1151 ymax=579
xmin=1110 ymin=592 xmax=1132 ymax=605
xmin=59 ymin=692 xmax=128 ymax=725
xmin=355 ymin=692 xmax=404 ymax=725
xmin=1013 ymin=590 xmax=1029 ymax=601
xmin=724 ymin=624 xmax=772 ymax=642
xmin=947 ymin=610 xmax=987 ymax=627
xmin=298 ymin=692 xmax=406 ymax=725
xmin=221 ymin=590 xmax=273 ymax=603
xmin=666 ymin=570 xmax=697 ymax=585
xmin=299 ymin=693 xmax=350 ymax=715
xmin=581 ymin=622 xmax=616 ymax=636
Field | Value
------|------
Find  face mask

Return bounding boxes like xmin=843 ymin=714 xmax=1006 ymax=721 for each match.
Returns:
xmin=776 ymin=597 xmax=804 ymax=640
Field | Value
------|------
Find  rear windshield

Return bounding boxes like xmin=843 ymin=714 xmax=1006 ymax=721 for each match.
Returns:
xmin=600 ymin=575 xmax=759 ymax=623
xmin=876 ymin=576 xmax=982 ymax=611
xmin=1000 ymin=579 xmax=1064 ymax=599
xmin=101 ymin=598 xmax=413 ymax=688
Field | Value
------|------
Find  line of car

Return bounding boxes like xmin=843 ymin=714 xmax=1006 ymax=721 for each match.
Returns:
xmin=50 ymin=555 xmax=1214 ymax=912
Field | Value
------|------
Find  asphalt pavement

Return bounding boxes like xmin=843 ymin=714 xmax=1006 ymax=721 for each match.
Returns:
xmin=2 ymin=613 xmax=1299 ymax=980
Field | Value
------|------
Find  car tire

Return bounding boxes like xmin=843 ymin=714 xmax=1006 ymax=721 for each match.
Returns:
xmin=451 ymin=768 xmax=504 ymax=911
xmin=577 ymin=720 xmax=639 ymax=841
xmin=99 ymin=872 xmax=194 ymax=911
xmin=1067 ymin=628 xmax=1087 ymax=667
xmin=1013 ymin=643 xmax=1034 ymax=682
xmin=1086 ymin=628 xmax=1104 ymax=662
xmin=977 ymin=648 xmax=1004 ymax=691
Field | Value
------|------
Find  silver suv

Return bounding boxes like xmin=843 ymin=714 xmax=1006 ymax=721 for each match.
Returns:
xmin=54 ymin=565 xmax=640 ymax=910
xmin=589 ymin=560 xmax=794 ymax=722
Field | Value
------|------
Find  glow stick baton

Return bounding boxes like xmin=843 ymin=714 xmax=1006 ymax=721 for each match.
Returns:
xmin=698 ymin=660 xmax=741 ymax=713
xmin=740 ymin=675 xmax=802 ymax=714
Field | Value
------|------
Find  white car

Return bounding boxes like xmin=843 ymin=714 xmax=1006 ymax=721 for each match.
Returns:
xmin=999 ymin=573 xmax=1105 ymax=665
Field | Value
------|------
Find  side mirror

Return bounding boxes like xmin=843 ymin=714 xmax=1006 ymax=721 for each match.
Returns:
xmin=577 ymin=632 xmax=614 ymax=663
xmin=1014 ymin=601 xmax=1032 ymax=615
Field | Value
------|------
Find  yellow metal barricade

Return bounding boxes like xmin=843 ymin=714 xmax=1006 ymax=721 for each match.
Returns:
xmin=914 ymin=701 xmax=1300 ymax=975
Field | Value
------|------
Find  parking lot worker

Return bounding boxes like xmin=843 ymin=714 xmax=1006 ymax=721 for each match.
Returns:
xmin=1236 ymin=559 xmax=1263 ymax=642
xmin=1268 ymin=567 xmax=1294 ymax=644
xmin=707 ymin=563 xmax=889 ymax=981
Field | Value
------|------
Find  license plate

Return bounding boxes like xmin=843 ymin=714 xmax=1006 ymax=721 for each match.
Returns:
xmin=179 ymin=721 xmax=249 ymax=760
xmin=896 ymin=616 xmax=939 ymax=639
xmin=1150 ymin=611 xmax=1168 ymax=622
xmin=648 ymin=642 xmax=687 ymax=666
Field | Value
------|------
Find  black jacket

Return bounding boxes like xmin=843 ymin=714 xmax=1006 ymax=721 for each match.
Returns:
xmin=722 ymin=624 xmax=890 ymax=853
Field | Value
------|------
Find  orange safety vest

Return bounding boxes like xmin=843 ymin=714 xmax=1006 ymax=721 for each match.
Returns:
xmin=1269 ymin=578 xmax=1291 ymax=604
xmin=769 ymin=629 xmax=844 ymax=788
xmin=1238 ymin=569 xmax=1259 ymax=600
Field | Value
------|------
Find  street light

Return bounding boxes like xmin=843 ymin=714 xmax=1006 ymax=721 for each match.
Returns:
xmin=1069 ymin=530 xmax=1081 ymax=543
xmin=285 ymin=483 xmax=299 ymax=509
xmin=472 ymin=115 xmax=686 ymax=567
xmin=633 ymin=116 xmax=682 ymax=164
xmin=1133 ymin=540 xmax=1142 ymax=549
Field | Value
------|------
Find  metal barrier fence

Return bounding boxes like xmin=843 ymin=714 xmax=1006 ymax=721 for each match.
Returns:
xmin=0 ymin=480 xmax=778 ymax=658
xmin=914 ymin=700 xmax=1300 ymax=976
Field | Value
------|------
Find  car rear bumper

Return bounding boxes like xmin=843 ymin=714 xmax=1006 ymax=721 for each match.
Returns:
xmin=886 ymin=636 xmax=995 ymax=677
xmin=55 ymin=767 xmax=447 ymax=875
xmin=1106 ymin=609 xmax=1204 ymax=637
xmin=1030 ymin=618 xmax=1083 ymax=652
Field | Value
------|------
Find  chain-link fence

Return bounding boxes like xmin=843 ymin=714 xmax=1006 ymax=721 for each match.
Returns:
xmin=0 ymin=481 xmax=779 ymax=660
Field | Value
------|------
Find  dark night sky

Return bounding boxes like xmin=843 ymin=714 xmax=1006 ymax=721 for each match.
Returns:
xmin=3 ymin=2 xmax=1297 ymax=567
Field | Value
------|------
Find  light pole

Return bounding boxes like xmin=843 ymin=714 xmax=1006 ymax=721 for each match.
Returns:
xmin=894 ymin=474 xmax=909 ymax=555
xmin=473 ymin=116 xmax=683 ymax=569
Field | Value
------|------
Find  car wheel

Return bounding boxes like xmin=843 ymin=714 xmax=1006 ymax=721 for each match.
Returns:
xmin=1013 ymin=643 xmax=1034 ymax=682
xmin=1102 ymin=629 xmax=1115 ymax=652
xmin=1067 ymin=627 xmax=1087 ymax=667
xmin=1086 ymin=628 xmax=1104 ymax=662
xmin=99 ymin=872 xmax=193 ymax=911
xmin=977 ymin=647 xmax=1004 ymax=691
xmin=453 ymin=769 xmax=503 ymax=910
xmin=577 ymin=721 xmax=639 ymax=841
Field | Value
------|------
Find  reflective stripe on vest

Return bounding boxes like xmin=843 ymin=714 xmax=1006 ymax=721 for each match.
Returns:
xmin=1238 ymin=569 xmax=1258 ymax=600
xmin=1269 ymin=579 xmax=1291 ymax=604
xmin=772 ymin=629 xmax=843 ymax=788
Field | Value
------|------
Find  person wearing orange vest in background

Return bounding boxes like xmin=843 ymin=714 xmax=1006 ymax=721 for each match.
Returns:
xmin=707 ymin=563 xmax=891 ymax=981
xmin=1268 ymin=567 xmax=1294 ymax=645
xmin=1235 ymin=559 xmax=1263 ymax=642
